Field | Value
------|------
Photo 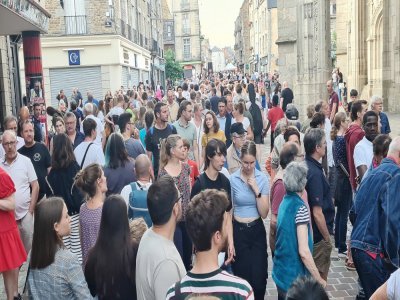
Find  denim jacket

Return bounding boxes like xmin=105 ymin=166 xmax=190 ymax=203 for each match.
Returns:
xmin=351 ymin=158 xmax=400 ymax=267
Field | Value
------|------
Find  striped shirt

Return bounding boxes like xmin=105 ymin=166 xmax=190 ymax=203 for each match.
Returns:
xmin=295 ymin=205 xmax=310 ymax=225
xmin=166 ymin=269 xmax=254 ymax=300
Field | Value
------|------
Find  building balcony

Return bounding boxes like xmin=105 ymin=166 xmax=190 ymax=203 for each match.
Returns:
xmin=65 ymin=15 xmax=87 ymax=35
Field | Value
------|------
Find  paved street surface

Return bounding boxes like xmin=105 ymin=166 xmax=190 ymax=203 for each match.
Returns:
xmin=1 ymin=112 xmax=398 ymax=299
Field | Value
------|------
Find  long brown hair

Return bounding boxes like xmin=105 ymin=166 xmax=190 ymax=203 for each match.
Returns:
xmin=52 ymin=134 xmax=76 ymax=169
xmin=203 ymin=111 xmax=219 ymax=134
xmin=30 ymin=197 xmax=65 ymax=269
xmin=330 ymin=111 xmax=347 ymax=141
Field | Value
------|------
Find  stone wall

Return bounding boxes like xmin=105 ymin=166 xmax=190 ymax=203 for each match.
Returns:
xmin=0 ymin=37 xmax=13 ymax=121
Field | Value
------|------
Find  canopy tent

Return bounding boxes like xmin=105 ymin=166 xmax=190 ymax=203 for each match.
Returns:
xmin=224 ymin=63 xmax=236 ymax=71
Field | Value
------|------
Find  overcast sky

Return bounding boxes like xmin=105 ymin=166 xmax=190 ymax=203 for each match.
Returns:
xmin=198 ymin=0 xmax=243 ymax=49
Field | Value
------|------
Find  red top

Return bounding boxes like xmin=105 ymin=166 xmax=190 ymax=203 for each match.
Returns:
xmin=187 ymin=159 xmax=200 ymax=187
xmin=329 ymin=91 xmax=339 ymax=116
xmin=344 ymin=124 xmax=365 ymax=191
xmin=0 ymin=167 xmax=16 ymax=234
xmin=268 ymin=107 xmax=285 ymax=132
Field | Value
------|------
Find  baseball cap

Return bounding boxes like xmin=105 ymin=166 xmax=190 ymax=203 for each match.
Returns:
xmin=230 ymin=122 xmax=246 ymax=135
xmin=285 ymin=104 xmax=299 ymax=120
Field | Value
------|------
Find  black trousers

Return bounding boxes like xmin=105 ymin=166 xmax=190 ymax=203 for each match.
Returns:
xmin=174 ymin=221 xmax=192 ymax=271
xmin=232 ymin=218 xmax=268 ymax=300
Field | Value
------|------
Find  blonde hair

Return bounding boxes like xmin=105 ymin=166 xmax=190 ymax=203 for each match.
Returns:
xmin=159 ymin=134 xmax=182 ymax=170
xmin=129 ymin=218 xmax=148 ymax=244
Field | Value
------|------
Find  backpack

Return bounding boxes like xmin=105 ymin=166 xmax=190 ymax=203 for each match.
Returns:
xmin=128 ymin=182 xmax=152 ymax=227
xmin=249 ymin=102 xmax=263 ymax=136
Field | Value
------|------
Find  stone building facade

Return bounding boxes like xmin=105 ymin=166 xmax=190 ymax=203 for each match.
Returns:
xmin=336 ymin=0 xmax=400 ymax=112
xmin=276 ymin=0 xmax=332 ymax=116
xmin=167 ymin=0 xmax=202 ymax=79
xmin=234 ymin=0 xmax=250 ymax=73
xmin=19 ymin=0 xmax=165 ymax=108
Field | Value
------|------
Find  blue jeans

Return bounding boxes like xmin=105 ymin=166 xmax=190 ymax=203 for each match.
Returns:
xmin=334 ymin=168 xmax=352 ymax=252
xmin=351 ymin=248 xmax=392 ymax=298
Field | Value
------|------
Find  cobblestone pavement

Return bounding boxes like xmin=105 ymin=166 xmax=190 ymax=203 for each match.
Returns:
xmin=1 ymin=112 xmax=398 ymax=299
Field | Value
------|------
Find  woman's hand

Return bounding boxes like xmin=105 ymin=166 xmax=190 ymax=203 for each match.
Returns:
xmin=247 ymin=177 xmax=260 ymax=196
xmin=224 ymin=241 xmax=236 ymax=265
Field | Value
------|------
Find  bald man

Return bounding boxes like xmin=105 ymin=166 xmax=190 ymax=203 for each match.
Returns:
xmin=120 ymin=154 xmax=153 ymax=226
xmin=351 ymin=136 xmax=400 ymax=298
xmin=327 ymin=80 xmax=339 ymax=123
xmin=280 ymin=81 xmax=294 ymax=112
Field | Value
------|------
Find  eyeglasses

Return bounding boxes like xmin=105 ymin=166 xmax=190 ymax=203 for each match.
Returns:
xmin=2 ymin=141 xmax=17 ymax=147
xmin=233 ymin=134 xmax=246 ymax=140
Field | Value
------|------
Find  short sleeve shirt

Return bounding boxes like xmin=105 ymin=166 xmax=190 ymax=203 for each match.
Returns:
xmin=18 ymin=143 xmax=51 ymax=199
xmin=230 ymin=168 xmax=269 ymax=218
xmin=74 ymin=141 xmax=105 ymax=168
xmin=328 ymin=91 xmax=339 ymax=116
xmin=354 ymin=137 xmax=373 ymax=175
xmin=1 ymin=153 xmax=37 ymax=220
xmin=305 ymin=155 xmax=334 ymax=243
xmin=201 ymin=130 xmax=226 ymax=147
xmin=388 ymin=268 xmax=400 ymax=300
xmin=267 ymin=107 xmax=285 ymax=132
xmin=145 ymin=125 xmax=177 ymax=177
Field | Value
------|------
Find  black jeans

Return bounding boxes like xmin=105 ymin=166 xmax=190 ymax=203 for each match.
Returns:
xmin=334 ymin=167 xmax=352 ymax=252
xmin=352 ymin=248 xmax=393 ymax=298
xmin=232 ymin=218 xmax=268 ymax=300
xmin=174 ymin=221 xmax=192 ymax=271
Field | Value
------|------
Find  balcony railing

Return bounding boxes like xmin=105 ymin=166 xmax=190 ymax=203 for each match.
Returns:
xmin=65 ymin=15 xmax=87 ymax=35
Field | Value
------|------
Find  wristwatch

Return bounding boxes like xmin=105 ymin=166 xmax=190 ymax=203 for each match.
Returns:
xmin=256 ymin=192 xmax=262 ymax=198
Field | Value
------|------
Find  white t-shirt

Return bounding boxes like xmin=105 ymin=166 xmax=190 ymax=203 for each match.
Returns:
xmin=325 ymin=118 xmax=334 ymax=167
xmin=74 ymin=141 xmax=105 ymax=168
xmin=388 ymin=268 xmax=400 ymax=300
xmin=231 ymin=117 xmax=251 ymax=131
xmin=107 ymin=106 xmax=125 ymax=117
xmin=136 ymin=229 xmax=186 ymax=300
xmin=1 ymin=153 xmax=37 ymax=220
xmin=354 ymin=136 xmax=373 ymax=175
xmin=81 ymin=115 xmax=104 ymax=146
xmin=121 ymin=181 xmax=152 ymax=211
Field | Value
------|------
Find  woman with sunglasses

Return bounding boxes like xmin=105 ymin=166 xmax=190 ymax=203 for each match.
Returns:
xmin=230 ymin=140 xmax=269 ymax=300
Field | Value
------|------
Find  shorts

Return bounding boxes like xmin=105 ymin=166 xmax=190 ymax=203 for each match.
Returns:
xmin=313 ymin=238 xmax=333 ymax=274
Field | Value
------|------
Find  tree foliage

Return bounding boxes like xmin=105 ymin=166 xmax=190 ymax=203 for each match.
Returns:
xmin=165 ymin=49 xmax=183 ymax=82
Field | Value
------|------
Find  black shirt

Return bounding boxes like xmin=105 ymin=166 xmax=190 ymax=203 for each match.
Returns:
xmin=280 ymin=88 xmax=294 ymax=112
xmin=145 ymin=124 xmax=177 ymax=177
xmin=32 ymin=116 xmax=43 ymax=142
xmin=18 ymin=142 xmax=51 ymax=200
xmin=305 ymin=156 xmax=334 ymax=243
xmin=191 ymin=172 xmax=232 ymax=210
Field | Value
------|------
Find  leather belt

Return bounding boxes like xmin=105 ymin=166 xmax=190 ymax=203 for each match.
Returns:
xmin=234 ymin=218 xmax=261 ymax=228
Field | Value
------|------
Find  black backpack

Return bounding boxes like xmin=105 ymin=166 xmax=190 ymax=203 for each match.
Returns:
xmin=249 ymin=102 xmax=263 ymax=136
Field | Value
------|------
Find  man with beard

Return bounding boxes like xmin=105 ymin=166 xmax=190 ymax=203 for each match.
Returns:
xmin=145 ymin=102 xmax=177 ymax=177
xmin=353 ymin=111 xmax=379 ymax=183
xmin=18 ymin=121 xmax=51 ymax=202
xmin=166 ymin=189 xmax=253 ymax=299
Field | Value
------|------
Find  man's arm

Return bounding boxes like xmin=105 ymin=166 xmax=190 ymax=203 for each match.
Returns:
xmin=29 ymin=180 xmax=39 ymax=214
xmin=312 ymin=206 xmax=330 ymax=241
xmin=356 ymin=165 xmax=367 ymax=182
xmin=330 ymin=103 xmax=337 ymax=123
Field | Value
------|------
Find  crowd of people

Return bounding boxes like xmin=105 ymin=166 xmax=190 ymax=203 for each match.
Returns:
xmin=0 ymin=72 xmax=398 ymax=300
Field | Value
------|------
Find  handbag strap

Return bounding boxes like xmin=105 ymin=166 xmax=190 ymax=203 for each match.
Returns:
xmin=80 ymin=142 xmax=94 ymax=169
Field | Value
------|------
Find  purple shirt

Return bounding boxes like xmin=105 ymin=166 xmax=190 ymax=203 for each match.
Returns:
xmin=79 ymin=203 xmax=102 ymax=266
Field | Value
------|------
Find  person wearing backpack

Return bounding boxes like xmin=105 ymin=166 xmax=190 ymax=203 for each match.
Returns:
xmin=247 ymin=83 xmax=264 ymax=144
xmin=121 ymin=154 xmax=153 ymax=227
